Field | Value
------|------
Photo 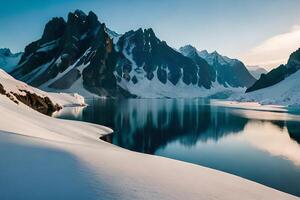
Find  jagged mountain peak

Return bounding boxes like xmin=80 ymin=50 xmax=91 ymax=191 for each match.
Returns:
xmin=205 ymin=50 xmax=236 ymax=65
xmin=74 ymin=9 xmax=87 ymax=17
xmin=198 ymin=49 xmax=209 ymax=56
xmin=40 ymin=17 xmax=66 ymax=44
xmin=124 ymin=28 xmax=157 ymax=40
xmin=287 ymin=48 xmax=300 ymax=70
xmin=0 ymin=48 xmax=22 ymax=57
xmin=114 ymin=27 xmax=218 ymax=94
xmin=180 ymin=46 xmax=236 ymax=66
xmin=180 ymin=45 xmax=239 ymax=66
xmin=12 ymin=10 xmax=118 ymax=97
xmin=11 ymin=10 xmax=256 ymax=98
xmin=179 ymin=45 xmax=198 ymax=57
xmin=0 ymin=48 xmax=13 ymax=56
xmin=0 ymin=48 xmax=23 ymax=73
xmin=211 ymin=50 xmax=219 ymax=55
xmin=179 ymin=45 xmax=256 ymax=88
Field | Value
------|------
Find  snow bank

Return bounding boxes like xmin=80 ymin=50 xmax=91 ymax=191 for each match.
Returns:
xmin=0 ymin=69 xmax=85 ymax=107
xmin=0 ymin=85 xmax=297 ymax=199
xmin=232 ymin=69 xmax=300 ymax=107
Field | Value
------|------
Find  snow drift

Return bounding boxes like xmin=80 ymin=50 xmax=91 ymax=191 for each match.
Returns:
xmin=0 ymin=72 xmax=297 ymax=199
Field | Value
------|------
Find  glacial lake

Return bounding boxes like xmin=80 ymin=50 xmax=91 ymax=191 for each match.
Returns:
xmin=54 ymin=98 xmax=300 ymax=197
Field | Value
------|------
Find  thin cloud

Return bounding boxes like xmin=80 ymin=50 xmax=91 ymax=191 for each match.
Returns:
xmin=240 ymin=25 xmax=300 ymax=70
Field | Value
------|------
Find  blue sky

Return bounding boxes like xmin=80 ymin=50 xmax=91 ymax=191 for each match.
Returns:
xmin=1 ymin=0 xmax=300 ymax=69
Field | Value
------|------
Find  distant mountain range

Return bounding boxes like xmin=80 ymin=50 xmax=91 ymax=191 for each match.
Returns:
xmin=247 ymin=48 xmax=300 ymax=93
xmin=246 ymin=65 xmax=268 ymax=79
xmin=1 ymin=9 xmax=299 ymax=104
xmin=179 ymin=45 xmax=256 ymax=88
xmin=232 ymin=48 xmax=300 ymax=106
xmin=6 ymin=10 xmax=256 ymax=98
xmin=0 ymin=48 xmax=22 ymax=73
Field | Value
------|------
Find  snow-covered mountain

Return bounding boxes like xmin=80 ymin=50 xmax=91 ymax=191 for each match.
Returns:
xmin=0 ymin=48 xmax=22 ymax=73
xmin=232 ymin=48 xmax=300 ymax=106
xmin=12 ymin=10 xmax=119 ymax=97
xmin=11 ymin=10 xmax=253 ymax=98
xmin=179 ymin=45 xmax=256 ymax=88
xmin=113 ymin=28 xmax=239 ymax=98
xmin=233 ymin=69 xmax=300 ymax=106
xmin=247 ymin=65 xmax=268 ymax=79
xmin=247 ymin=48 xmax=300 ymax=93
xmin=0 ymin=69 xmax=84 ymax=114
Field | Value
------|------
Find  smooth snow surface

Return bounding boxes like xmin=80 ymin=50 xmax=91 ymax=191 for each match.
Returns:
xmin=233 ymin=69 xmax=300 ymax=106
xmin=0 ymin=81 xmax=297 ymax=199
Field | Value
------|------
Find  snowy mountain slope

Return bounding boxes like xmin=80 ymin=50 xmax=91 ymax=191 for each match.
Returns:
xmin=0 ymin=69 xmax=84 ymax=114
xmin=247 ymin=65 xmax=268 ymax=79
xmin=247 ymin=48 xmax=300 ymax=92
xmin=0 ymin=79 xmax=297 ymax=200
xmin=232 ymin=69 xmax=300 ymax=106
xmin=0 ymin=48 xmax=22 ymax=73
xmin=11 ymin=10 xmax=251 ymax=98
xmin=11 ymin=10 xmax=118 ymax=97
xmin=114 ymin=28 xmax=244 ymax=98
xmin=179 ymin=45 xmax=256 ymax=88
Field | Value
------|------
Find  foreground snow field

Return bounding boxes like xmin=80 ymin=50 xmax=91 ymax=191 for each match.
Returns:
xmin=0 ymin=91 xmax=298 ymax=199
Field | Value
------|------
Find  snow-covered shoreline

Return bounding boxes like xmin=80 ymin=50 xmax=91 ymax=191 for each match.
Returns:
xmin=0 ymin=91 xmax=298 ymax=199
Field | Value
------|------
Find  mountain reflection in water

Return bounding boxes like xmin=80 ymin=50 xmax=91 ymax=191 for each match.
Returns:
xmin=54 ymin=98 xmax=300 ymax=197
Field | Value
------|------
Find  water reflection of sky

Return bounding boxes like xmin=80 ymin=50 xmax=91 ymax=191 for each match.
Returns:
xmin=54 ymin=98 xmax=300 ymax=196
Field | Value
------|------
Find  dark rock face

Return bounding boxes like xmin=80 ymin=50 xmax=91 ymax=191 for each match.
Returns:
xmin=0 ymin=83 xmax=60 ymax=115
xmin=247 ymin=48 xmax=300 ymax=92
xmin=81 ymin=27 xmax=118 ymax=96
xmin=214 ymin=58 xmax=256 ymax=88
xmin=115 ymin=29 xmax=210 ymax=87
xmin=0 ymin=83 xmax=5 ymax=95
xmin=200 ymin=51 xmax=255 ymax=88
xmin=15 ymin=90 xmax=62 ymax=115
xmin=179 ymin=45 xmax=215 ymax=89
xmin=12 ymin=10 xmax=118 ymax=96
xmin=246 ymin=65 xmax=287 ymax=92
xmin=0 ymin=83 xmax=19 ymax=104
xmin=12 ymin=10 xmax=256 ymax=97
xmin=179 ymin=45 xmax=256 ymax=88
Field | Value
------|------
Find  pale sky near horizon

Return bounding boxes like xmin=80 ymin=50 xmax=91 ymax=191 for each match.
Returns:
xmin=1 ymin=0 xmax=300 ymax=71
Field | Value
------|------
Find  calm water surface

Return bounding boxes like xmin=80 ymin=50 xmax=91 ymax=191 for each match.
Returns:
xmin=54 ymin=98 xmax=300 ymax=197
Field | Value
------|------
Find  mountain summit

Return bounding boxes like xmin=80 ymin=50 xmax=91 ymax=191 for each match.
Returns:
xmin=12 ymin=10 xmax=118 ymax=96
xmin=179 ymin=45 xmax=256 ymax=88
xmin=11 ymin=10 xmax=255 ymax=98
xmin=0 ymin=48 xmax=22 ymax=73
